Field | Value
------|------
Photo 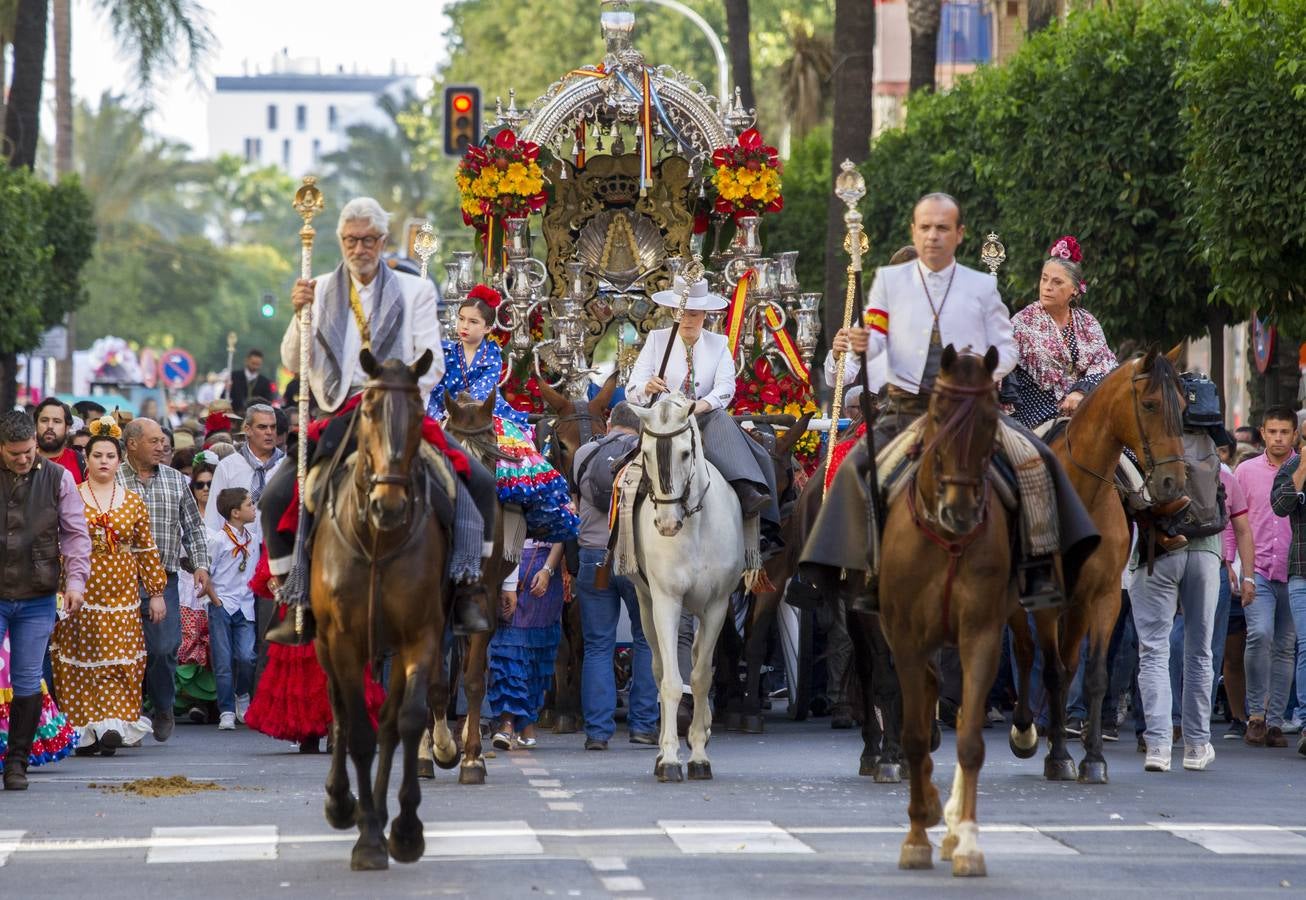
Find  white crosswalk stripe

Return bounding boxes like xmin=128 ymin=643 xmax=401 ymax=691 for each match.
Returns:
xmin=422 ymin=821 xmax=542 ymax=857
xmin=146 ymin=826 xmax=278 ymax=864
xmin=0 ymin=831 xmax=24 ymax=867
xmin=660 ymin=820 xmax=815 ymax=855
xmin=1156 ymin=824 xmax=1306 ymax=855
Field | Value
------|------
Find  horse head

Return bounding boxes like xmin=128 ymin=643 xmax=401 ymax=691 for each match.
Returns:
xmin=356 ymin=348 xmax=432 ymax=531
xmin=443 ymin=388 xmax=502 ymax=470
xmin=1114 ymin=345 xmax=1187 ymax=506
xmin=538 ymin=373 xmax=616 ymax=489
xmin=918 ymin=345 xmax=1001 ymax=536
xmin=632 ymin=395 xmax=704 ymax=538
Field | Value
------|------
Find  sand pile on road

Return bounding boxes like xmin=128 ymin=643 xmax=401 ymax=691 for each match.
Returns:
xmin=88 ymin=776 xmax=225 ymax=797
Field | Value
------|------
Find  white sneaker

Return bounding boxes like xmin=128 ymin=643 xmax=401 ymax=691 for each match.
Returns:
xmin=234 ymin=694 xmax=251 ymax=724
xmin=1144 ymin=745 xmax=1171 ymax=772
xmin=1183 ymin=743 xmax=1215 ymax=771
xmin=1281 ymin=718 xmax=1303 ymax=735
xmin=218 ymin=711 xmax=237 ymax=731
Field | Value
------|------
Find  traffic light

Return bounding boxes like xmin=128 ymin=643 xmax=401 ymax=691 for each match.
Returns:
xmin=260 ymin=293 xmax=276 ymax=318
xmin=443 ymin=86 xmax=481 ymax=157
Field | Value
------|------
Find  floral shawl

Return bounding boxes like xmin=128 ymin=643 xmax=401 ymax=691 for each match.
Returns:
xmin=1011 ymin=303 xmax=1116 ymax=400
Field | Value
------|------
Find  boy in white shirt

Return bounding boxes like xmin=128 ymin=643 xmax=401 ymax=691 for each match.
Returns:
xmin=205 ymin=488 xmax=261 ymax=730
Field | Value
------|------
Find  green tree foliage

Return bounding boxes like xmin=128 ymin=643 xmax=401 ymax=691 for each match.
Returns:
xmin=0 ymin=166 xmax=53 ymax=353
xmin=42 ymin=175 xmax=97 ymax=327
xmin=1179 ymin=0 xmax=1306 ymax=335
xmin=763 ymin=125 xmax=829 ymax=293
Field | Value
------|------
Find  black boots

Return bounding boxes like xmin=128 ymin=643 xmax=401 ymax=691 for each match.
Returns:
xmin=452 ymin=582 xmax=492 ymax=636
xmin=1017 ymin=557 xmax=1065 ymax=611
xmin=266 ymin=602 xmax=315 ymax=647
xmin=732 ymin=481 xmax=770 ymax=517
xmin=4 ymin=694 xmax=41 ymax=791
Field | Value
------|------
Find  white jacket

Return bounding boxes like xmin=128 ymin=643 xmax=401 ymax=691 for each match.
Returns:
xmin=280 ymin=267 xmax=444 ymax=413
xmin=856 ymin=259 xmax=1016 ymax=394
xmin=626 ymin=327 xmax=736 ymax=411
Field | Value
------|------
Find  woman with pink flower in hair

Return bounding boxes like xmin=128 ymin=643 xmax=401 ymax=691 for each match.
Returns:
xmin=1007 ymin=236 xmax=1117 ymax=429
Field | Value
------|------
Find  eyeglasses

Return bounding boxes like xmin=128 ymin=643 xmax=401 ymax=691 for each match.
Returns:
xmin=341 ymin=234 xmax=383 ymax=249
xmin=194 ymin=481 xmax=212 ymax=490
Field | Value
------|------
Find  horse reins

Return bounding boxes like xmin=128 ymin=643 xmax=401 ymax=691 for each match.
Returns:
xmin=642 ymin=419 xmax=709 ymax=519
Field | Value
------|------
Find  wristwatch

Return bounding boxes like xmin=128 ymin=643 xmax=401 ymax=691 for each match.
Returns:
xmin=1242 ymin=576 xmax=1255 ymax=585
xmin=542 ymin=565 xmax=555 ymax=577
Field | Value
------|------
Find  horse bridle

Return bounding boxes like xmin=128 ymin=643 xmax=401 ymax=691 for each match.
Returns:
xmin=542 ymin=401 xmax=603 ymax=492
xmin=1064 ymin=369 xmax=1183 ymax=505
xmin=642 ymin=419 xmax=708 ymax=519
xmin=919 ymin=379 xmax=998 ymax=496
xmin=360 ymin=379 xmax=423 ymax=492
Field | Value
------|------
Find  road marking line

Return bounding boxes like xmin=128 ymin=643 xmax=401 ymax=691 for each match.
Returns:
xmin=600 ymin=876 xmax=645 ymax=892
xmin=1157 ymin=825 xmax=1306 ymax=855
xmin=660 ymin=820 xmax=814 ymax=855
xmin=549 ymin=802 xmax=584 ymax=812
xmin=0 ymin=831 xmax=24 ymax=867
xmin=588 ymin=857 xmax=627 ymax=871
xmin=147 ymin=826 xmax=277 ymax=864
xmin=521 ymin=767 xmax=550 ymax=776
xmin=423 ymin=820 xmax=542 ymax=857
xmin=537 ymin=790 xmax=574 ymax=800
xmin=529 ymin=778 xmax=562 ymax=788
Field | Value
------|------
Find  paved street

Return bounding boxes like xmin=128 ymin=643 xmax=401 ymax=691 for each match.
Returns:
xmin=3 ymin=711 xmax=1306 ymax=898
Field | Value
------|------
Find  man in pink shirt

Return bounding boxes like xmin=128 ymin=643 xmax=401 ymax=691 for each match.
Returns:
xmin=1233 ymin=406 xmax=1298 ymax=747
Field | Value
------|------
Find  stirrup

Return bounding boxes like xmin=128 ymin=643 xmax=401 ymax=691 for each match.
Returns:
xmin=1016 ymin=559 xmax=1064 ymax=611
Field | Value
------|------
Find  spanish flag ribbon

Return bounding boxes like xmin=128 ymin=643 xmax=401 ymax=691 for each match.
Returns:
xmin=724 ymin=270 xmax=753 ymax=358
xmin=639 ymin=69 xmax=654 ymax=190
xmin=88 ymin=512 xmax=121 ymax=554
xmin=865 ymin=307 xmax=889 ymax=336
xmin=763 ymin=304 xmax=810 ymax=384
xmin=567 ymin=64 xmax=606 ymax=79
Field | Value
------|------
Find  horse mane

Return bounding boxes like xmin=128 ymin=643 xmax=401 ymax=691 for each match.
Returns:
xmin=919 ymin=355 xmax=995 ymax=463
xmin=1138 ymin=351 xmax=1185 ymax=436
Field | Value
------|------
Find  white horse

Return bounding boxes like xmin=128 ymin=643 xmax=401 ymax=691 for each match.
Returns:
xmin=630 ymin=396 xmax=746 ymax=782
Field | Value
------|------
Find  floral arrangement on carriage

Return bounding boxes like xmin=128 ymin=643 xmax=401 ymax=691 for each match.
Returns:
xmin=710 ymin=127 xmax=783 ymax=223
xmin=456 ymin=128 xmax=549 ymax=270
xmin=730 ymin=355 xmax=821 ymax=474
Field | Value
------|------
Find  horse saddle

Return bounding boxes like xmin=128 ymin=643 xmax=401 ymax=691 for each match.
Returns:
xmin=874 ymin=416 xmax=1021 ymax=516
xmin=302 ymin=443 xmax=461 ymax=535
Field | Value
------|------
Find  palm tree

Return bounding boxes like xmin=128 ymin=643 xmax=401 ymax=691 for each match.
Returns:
xmin=724 ymin=0 xmax=755 ymax=113
xmin=0 ymin=0 xmax=17 ymax=129
xmin=777 ymin=21 xmax=833 ymax=141
xmin=907 ymin=0 xmax=942 ymax=95
xmin=3 ymin=0 xmax=47 ymax=169
xmin=53 ymin=0 xmax=71 ymax=175
xmin=1029 ymin=0 xmax=1057 ymax=34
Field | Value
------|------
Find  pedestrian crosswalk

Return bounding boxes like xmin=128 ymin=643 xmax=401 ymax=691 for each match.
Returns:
xmin=5 ymin=821 xmax=1306 ymax=866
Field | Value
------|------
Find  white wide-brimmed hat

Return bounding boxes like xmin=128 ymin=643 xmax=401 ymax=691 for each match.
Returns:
xmin=651 ymin=276 xmax=729 ymax=312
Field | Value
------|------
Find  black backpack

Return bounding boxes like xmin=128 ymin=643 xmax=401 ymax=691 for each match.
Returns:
xmin=1159 ymin=428 xmax=1229 ymax=540
xmin=576 ymin=432 xmax=639 ymax=519
xmin=1181 ymin=374 xmax=1222 ymax=428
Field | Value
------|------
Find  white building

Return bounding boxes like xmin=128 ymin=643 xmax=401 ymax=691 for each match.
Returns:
xmin=207 ymin=53 xmax=414 ymax=176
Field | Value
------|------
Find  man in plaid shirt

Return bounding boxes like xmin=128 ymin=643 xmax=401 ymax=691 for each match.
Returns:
xmin=118 ymin=417 xmax=212 ymax=742
xmin=1272 ymin=414 xmax=1306 ymax=757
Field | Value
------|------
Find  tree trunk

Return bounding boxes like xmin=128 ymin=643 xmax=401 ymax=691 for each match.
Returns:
xmin=1207 ymin=304 xmax=1227 ymax=416
xmin=907 ymin=0 xmax=941 ymax=95
xmin=53 ymin=0 xmax=72 ymax=177
xmin=1028 ymin=0 xmax=1057 ymax=35
xmin=4 ymin=0 xmax=48 ymax=171
xmin=822 ymin=0 xmax=875 ymax=394
xmin=723 ymin=0 xmax=755 ymax=114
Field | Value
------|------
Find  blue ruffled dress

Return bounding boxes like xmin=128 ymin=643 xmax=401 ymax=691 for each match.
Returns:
xmin=488 ymin=542 xmax=565 ymax=728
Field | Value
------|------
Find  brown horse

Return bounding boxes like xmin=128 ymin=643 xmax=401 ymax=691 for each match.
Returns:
xmin=313 ymin=349 xmax=458 ymax=871
xmin=1009 ymin=347 xmax=1187 ymax=783
xmin=879 ymin=345 xmax=1012 ymax=877
xmin=535 ymin=375 xmax=616 ymax=733
xmin=436 ymin=389 xmax=514 ymax=784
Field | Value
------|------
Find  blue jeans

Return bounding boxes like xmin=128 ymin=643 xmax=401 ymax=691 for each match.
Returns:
xmin=576 ymin=547 xmax=658 ymax=740
xmin=0 ymin=596 xmax=57 ymax=695
xmin=140 ymin=573 xmax=181 ymax=714
xmin=1287 ymin=577 xmax=1306 ymax=714
xmin=1244 ymin=575 xmax=1295 ymax=726
xmin=208 ymin=604 xmax=256 ymax=714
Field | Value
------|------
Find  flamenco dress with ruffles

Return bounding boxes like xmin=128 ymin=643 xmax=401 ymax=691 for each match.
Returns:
xmin=428 ymin=337 xmax=580 ymax=542
xmin=242 ymin=550 xmax=384 ymax=744
xmin=0 ymin=634 xmax=78 ymax=766
xmin=174 ymin=564 xmax=218 ymax=718
xmin=487 ymin=541 xmax=566 ymax=728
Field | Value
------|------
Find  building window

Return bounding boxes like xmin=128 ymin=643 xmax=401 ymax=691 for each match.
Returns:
xmin=282 ymin=138 xmax=292 ymax=169
xmin=244 ymin=137 xmax=263 ymax=163
xmin=267 ymin=104 xmax=277 ymax=131
xmin=296 ymin=104 xmax=307 ymax=131
xmin=312 ymin=138 xmax=321 ymax=165
xmin=328 ymin=105 xmax=338 ymax=131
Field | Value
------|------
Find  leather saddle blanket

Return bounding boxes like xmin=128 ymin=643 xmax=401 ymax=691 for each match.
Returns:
xmin=876 ymin=417 xmax=1020 ymax=514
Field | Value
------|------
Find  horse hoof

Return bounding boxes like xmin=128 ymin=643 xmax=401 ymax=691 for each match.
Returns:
xmin=898 ymin=843 xmax=933 ymax=870
xmin=1009 ymin=726 xmax=1039 ymax=760
xmin=951 ymin=852 xmax=987 ymax=877
xmin=459 ymin=761 xmax=487 ymax=785
xmin=741 ymin=715 xmax=765 ymax=734
xmin=656 ymin=762 xmax=684 ymax=783
xmin=387 ymin=822 xmax=425 ymax=864
xmin=417 ymin=758 xmax=435 ymax=779
xmin=859 ymin=755 xmax=878 ymax=777
xmin=553 ymin=714 xmax=579 ymax=735
xmin=723 ymin=711 xmax=743 ymax=731
xmin=940 ymin=833 xmax=958 ymax=862
xmin=1077 ymin=759 xmax=1109 ymax=784
xmin=931 ymin=721 xmax=942 ymax=753
xmin=874 ymin=762 xmax=903 ymax=784
xmin=350 ymin=840 xmax=390 ymax=871
xmin=324 ymin=793 xmax=357 ymax=830
xmin=1044 ymin=757 xmax=1077 ymax=781
xmin=687 ymin=760 xmax=713 ymax=780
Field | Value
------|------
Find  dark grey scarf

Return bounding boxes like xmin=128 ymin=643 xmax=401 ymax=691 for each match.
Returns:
xmin=316 ymin=262 xmax=405 ymax=404
xmin=238 ymin=443 xmax=285 ymax=504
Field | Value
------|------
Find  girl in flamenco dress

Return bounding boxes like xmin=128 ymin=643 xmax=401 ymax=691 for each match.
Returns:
xmin=425 ymin=284 xmax=579 ymax=544
xmin=243 ymin=548 xmax=384 ymax=753
xmin=0 ymin=634 xmax=78 ymax=768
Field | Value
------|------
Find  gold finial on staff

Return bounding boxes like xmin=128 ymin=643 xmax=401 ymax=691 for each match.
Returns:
xmin=412 ymin=222 xmax=440 ymax=281
xmin=823 ymin=160 xmax=866 ymax=497
xmin=980 ymin=231 xmax=1006 ymax=276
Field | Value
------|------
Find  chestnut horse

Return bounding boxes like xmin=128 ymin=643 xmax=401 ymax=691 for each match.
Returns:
xmin=879 ymin=346 xmax=1011 ymax=877
xmin=1008 ymin=347 xmax=1187 ymax=783
xmin=313 ymin=350 xmax=457 ymax=871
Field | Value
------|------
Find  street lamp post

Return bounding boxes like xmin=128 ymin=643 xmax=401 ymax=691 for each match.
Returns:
xmin=628 ymin=0 xmax=729 ymax=106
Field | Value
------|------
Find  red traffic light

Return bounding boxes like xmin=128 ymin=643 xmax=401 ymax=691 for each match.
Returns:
xmin=443 ymin=85 xmax=481 ymax=157
xmin=452 ymin=94 xmax=473 ymax=114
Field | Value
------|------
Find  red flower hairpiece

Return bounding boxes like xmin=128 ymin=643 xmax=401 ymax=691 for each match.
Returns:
xmin=1047 ymin=235 xmax=1083 ymax=264
xmin=468 ymin=283 xmax=502 ymax=309
xmin=204 ymin=412 xmax=232 ymax=437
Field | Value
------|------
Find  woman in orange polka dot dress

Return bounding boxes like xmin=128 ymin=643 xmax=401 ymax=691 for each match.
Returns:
xmin=50 ymin=425 xmax=166 ymax=756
